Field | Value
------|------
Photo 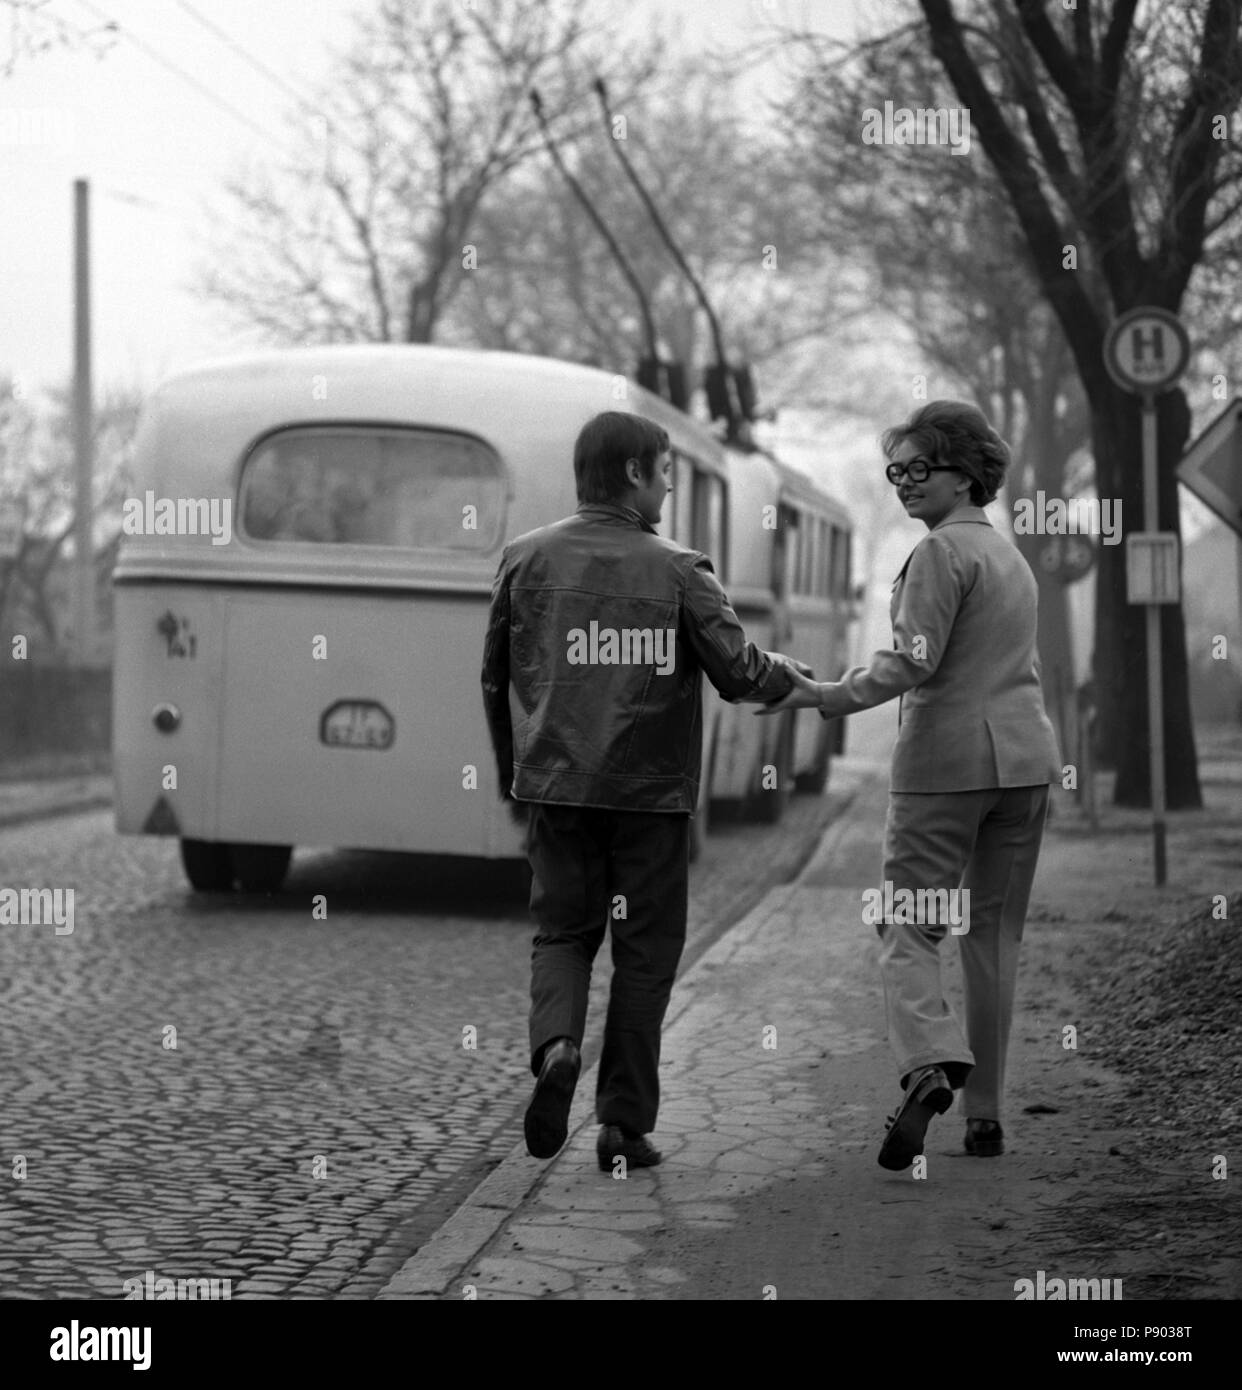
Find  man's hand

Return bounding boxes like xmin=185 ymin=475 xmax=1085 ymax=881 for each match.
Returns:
xmin=755 ymin=664 xmax=827 ymax=715
xmin=769 ymin=652 xmax=815 ymax=680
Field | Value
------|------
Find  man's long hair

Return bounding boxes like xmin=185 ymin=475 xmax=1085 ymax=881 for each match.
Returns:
xmin=574 ymin=411 xmax=670 ymax=504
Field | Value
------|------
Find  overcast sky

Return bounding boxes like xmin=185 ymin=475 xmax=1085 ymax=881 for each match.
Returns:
xmin=0 ymin=0 xmax=1215 ymax=629
xmin=1 ymin=0 xmax=856 ymax=396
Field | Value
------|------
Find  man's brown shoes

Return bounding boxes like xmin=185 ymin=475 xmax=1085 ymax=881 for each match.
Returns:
xmin=596 ymin=1125 xmax=662 ymax=1172
xmin=524 ymin=1038 xmax=580 ymax=1159
xmin=877 ymin=1065 xmax=954 ymax=1170
xmin=964 ymin=1118 xmax=1004 ymax=1156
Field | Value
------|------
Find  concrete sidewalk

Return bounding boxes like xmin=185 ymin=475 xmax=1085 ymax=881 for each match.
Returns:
xmin=0 ymin=773 xmax=112 ymax=829
xmin=379 ymin=757 xmax=1132 ymax=1301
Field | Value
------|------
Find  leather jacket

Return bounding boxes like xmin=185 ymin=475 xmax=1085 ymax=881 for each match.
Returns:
xmin=481 ymin=502 xmax=793 ymax=813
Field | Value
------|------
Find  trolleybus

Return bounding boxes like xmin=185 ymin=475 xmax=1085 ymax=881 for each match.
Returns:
xmin=112 ymin=346 xmax=856 ymax=891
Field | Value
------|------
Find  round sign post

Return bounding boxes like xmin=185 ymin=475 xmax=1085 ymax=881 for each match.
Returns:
xmin=1037 ymin=534 xmax=1097 ymax=585
xmin=1102 ymin=307 xmax=1190 ymax=886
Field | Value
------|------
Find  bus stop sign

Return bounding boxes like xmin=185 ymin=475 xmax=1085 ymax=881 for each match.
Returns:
xmin=1126 ymin=532 xmax=1180 ymax=604
xmin=1103 ymin=307 xmax=1191 ymax=396
xmin=1101 ymin=306 xmax=1189 ymax=888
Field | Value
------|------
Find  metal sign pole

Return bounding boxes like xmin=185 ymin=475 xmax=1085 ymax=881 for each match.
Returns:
xmin=73 ymin=177 xmax=95 ymax=666
xmin=1106 ymin=307 xmax=1185 ymax=888
xmin=1141 ymin=391 xmax=1166 ymax=885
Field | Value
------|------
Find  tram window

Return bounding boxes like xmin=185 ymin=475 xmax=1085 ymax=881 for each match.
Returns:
xmin=771 ymin=505 xmax=793 ymax=598
xmin=654 ymin=455 xmax=674 ymax=541
xmin=797 ymin=510 xmax=814 ymax=595
xmin=241 ymin=427 xmax=503 ymax=550
xmin=688 ymin=469 xmax=725 ymax=568
xmin=691 ymin=469 xmax=725 ymax=560
xmin=831 ymin=524 xmax=849 ymax=596
xmin=672 ymin=452 xmax=695 ymax=544
xmin=784 ymin=507 xmax=801 ymax=596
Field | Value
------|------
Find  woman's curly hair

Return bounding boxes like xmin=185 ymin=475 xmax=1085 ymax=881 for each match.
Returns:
xmin=880 ymin=400 xmax=1011 ymax=507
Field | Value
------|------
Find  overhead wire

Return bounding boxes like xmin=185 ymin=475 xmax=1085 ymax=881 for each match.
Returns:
xmin=168 ymin=0 xmax=323 ymax=115
xmin=70 ymin=0 xmax=297 ymax=159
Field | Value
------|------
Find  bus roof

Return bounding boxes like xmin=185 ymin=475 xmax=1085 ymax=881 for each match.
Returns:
xmin=750 ymin=448 xmax=852 ymax=523
xmin=139 ymin=344 xmax=724 ymax=472
xmin=125 ymin=345 xmax=850 ymax=577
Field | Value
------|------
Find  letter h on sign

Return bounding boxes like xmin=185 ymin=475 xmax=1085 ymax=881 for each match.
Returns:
xmin=1129 ymin=324 xmax=1165 ymax=367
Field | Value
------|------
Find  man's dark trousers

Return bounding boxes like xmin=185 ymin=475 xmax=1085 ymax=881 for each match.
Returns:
xmin=526 ymin=802 xmax=690 ymax=1137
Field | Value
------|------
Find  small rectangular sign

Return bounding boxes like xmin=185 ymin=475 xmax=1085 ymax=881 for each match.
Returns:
xmin=1126 ymin=532 xmax=1180 ymax=604
xmin=320 ymin=699 xmax=395 ymax=750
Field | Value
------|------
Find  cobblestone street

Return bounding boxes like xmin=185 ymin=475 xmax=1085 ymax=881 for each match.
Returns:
xmin=0 ymin=779 xmax=846 ymax=1299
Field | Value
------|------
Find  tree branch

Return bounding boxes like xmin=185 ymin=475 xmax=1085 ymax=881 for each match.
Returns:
xmin=918 ymin=0 xmax=1107 ymax=391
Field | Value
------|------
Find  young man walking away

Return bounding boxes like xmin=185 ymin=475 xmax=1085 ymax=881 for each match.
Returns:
xmin=482 ymin=410 xmax=803 ymax=1170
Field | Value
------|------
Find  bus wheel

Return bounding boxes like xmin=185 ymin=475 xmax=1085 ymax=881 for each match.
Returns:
xmin=229 ymin=843 xmax=292 ymax=894
xmin=749 ymin=712 xmax=795 ymax=824
xmin=794 ymin=721 xmax=832 ymax=794
xmin=689 ymin=728 xmax=716 ymax=863
xmin=508 ymin=859 xmax=534 ymax=900
xmin=179 ymin=839 xmax=234 ymax=892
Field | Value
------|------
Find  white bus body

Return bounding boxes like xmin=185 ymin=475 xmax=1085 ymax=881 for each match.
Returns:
xmin=112 ymin=345 xmax=853 ymax=891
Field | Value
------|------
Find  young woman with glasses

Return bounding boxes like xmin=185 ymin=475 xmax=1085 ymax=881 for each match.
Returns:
xmin=761 ymin=399 xmax=1060 ymax=1170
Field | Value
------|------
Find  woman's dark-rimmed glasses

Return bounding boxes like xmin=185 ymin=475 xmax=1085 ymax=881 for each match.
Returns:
xmin=885 ymin=456 xmax=958 ymax=486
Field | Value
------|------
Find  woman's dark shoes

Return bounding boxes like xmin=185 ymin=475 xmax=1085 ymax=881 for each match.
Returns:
xmin=877 ymin=1065 xmax=954 ymax=1170
xmin=596 ymin=1125 xmax=662 ymax=1172
xmin=524 ymin=1038 xmax=581 ymax=1159
xmin=964 ymin=1118 xmax=1005 ymax=1156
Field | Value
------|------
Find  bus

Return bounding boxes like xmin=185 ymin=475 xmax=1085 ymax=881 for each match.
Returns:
xmin=710 ymin=449 xmax=856 ymax=822
xmin=112 ymin=345 xmax=856 ymax=892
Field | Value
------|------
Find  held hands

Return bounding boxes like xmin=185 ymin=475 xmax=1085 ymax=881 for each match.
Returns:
xmin=755 ymin=654 xmax=827 ymax=716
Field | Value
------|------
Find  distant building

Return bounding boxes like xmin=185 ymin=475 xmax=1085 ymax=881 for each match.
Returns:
xmin=1182 ymin=520 xmax=1242 ymax=724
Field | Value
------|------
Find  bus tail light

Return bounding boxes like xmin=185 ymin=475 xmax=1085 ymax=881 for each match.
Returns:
xmin=152 ymin=702 xmax=181 ymax=733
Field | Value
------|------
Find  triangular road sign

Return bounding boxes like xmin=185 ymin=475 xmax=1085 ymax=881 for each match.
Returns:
xmin=1177 ymin=396 xmax=1242 ymax=538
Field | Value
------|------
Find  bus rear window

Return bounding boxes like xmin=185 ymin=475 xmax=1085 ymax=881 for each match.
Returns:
xmin=240 ymin=426 xmax=503 ymax=549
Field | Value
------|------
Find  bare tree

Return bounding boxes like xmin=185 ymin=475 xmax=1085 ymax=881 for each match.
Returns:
xmin=447 ymin=70 xmax=862 ymax=415
xmin=0 ymin=376 xmax=35 ymax=633
xmin=0 ymin=0 xmax=116 ymax=76
xmin=0 ymin=381 xmax=138 ymax=656
xmin=773 ymin=20 xmax=1094 ymax=742
xmin=200 ymin=0 xmax=661 ymax=347
xmin=781 ymin=1 xmax=1242 ymax=808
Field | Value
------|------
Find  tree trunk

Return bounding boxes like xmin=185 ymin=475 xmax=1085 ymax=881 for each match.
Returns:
xmin=405 ymin=280 xmax=438 ymax=343
xmin=1015 ymin=403 xmax=1075 ymax=733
